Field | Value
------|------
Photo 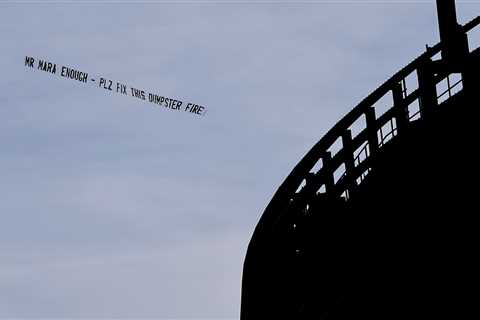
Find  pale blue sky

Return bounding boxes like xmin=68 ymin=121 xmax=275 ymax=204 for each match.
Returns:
xmin=1 ymin=0 xmax=479 ymax=318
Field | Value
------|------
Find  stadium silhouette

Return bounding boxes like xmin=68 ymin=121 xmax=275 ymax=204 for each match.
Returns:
xmin=241 ymin=1 xmax=480 ymax=319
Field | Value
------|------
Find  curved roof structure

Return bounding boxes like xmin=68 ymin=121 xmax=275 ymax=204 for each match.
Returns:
xmin=241 ymin=2 xmax=480 ymax=318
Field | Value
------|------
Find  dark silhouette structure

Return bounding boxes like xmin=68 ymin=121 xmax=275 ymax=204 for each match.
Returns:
xmin=241 ymin=1 xmax=480 ymax=319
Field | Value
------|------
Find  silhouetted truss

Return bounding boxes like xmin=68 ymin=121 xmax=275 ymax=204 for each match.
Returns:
xmin=242 ymin=14 xmax=480 ymax=319
xmin=261 ymin=16 xmax=479 ymax=230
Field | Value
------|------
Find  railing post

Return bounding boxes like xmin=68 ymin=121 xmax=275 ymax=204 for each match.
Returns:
xmin=417 ymin=58 xmax=438 ymax=118
xmin=365 ymin=107 xmax=378 ymax=155
xmin=322 ymin=151 xmax=335 ymax=194
xmin=392 ymin=82 xmax=409 ymax=134
xmin=342 ymin=130 xmax=356 ymax=194
xmin=462 ymin=55 xmax=479 ymax=94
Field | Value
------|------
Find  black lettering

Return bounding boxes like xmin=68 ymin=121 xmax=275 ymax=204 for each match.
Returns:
xmin=130 ymin=87 xmax=144 ymax=99
xmin=25 ymin=56 xmax=34 ymax=67
xmin=47 ymin=62 xmax=56 ymax=74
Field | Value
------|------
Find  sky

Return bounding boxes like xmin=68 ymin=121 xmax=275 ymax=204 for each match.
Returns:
xmin=1 ymin=0 xmax=479 ymax=318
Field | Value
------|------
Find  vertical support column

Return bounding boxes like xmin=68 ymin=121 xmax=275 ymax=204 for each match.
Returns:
xmin=463 ymin=65 xmax=476 ymax=94
xmin=392 ymin=82 xmax=409 ymax=134
xmin=461 ymin=55 xmax=479 ymax=94
xmin=365 ymin=107 xmax=378 ymax=155
xmin=437 ymin=0 xmax=459 ymax=62
xmin=417 ymin=58 xmax=438 ymax=119
xmin=322 ymin=151 xmax=335 ymax=194
xmin=342 ymin=130 xmax=356 ymax=194
xmin=436 ymin=0 xmax=469 ymax=69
